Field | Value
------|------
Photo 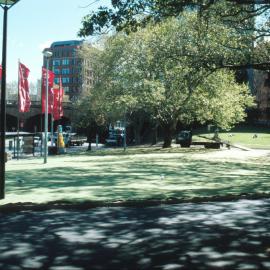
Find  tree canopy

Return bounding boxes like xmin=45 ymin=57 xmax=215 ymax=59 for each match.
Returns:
xmin=79 ymin=0 xmax=270 ymax=71
xmin=79 ymin=14 xmax=254 ymax=147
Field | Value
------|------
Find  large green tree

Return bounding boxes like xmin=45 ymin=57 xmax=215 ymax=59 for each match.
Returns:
xmin=78 ymin=36 xmax=153 ymax=145
xmin=80 ymin=14 xmax=254 ymax=147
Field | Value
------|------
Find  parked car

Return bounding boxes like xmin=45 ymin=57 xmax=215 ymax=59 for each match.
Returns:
xmin=105 ymin=127 xmax=125 ymax=147
xmin=66 ymin=134 xmax=87 ymax=147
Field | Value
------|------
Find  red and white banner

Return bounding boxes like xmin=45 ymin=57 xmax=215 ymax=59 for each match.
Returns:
xmin=53 ymin=76 xmax=64 ymax=120
xmin=18 ymin=62 xmax=31 ymax=113
xmin=41 ymin=67 xmax=55 ymax=114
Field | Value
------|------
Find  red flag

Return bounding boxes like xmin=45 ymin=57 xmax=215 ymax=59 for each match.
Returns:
xmin=53 ymin=76 xmax=64 ymax=120
xmin=41 ymin=67 xmax=55 ymax=114
xmin=18 ymin=62 xmax=31 ymax=113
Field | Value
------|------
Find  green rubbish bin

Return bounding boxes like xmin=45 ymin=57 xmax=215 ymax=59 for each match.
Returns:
xmin=176 ymin=130 xmax=192 ymax=147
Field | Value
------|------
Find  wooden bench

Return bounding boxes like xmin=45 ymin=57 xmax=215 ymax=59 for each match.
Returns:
xmin=191 ymin=141 xmax=223 ymax=149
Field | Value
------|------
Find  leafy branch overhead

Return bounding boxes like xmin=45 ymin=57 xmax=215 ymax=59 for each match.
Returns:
xmin=79 ymin=0 xmax=270 ymax=70
xmin=79 ymin=0 xmax=270 ymax=36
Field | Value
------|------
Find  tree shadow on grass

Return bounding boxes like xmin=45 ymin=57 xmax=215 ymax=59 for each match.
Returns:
xmin=4 ymin=154 xmax=270 ymax=204
xmin=0 ymin=199 xmax=270 ymax=269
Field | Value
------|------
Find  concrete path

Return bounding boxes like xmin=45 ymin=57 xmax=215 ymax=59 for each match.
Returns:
xmin=1 ymin=199 xmax=270 ymax=270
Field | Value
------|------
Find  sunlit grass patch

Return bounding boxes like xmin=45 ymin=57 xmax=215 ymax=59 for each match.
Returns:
xmin=193 ymin=125 xmax=270 ymax=149
xmin=1 ymin=147 xmax=270 ymax=206
xmin=79 ymin=146 xmax=211 ymax=157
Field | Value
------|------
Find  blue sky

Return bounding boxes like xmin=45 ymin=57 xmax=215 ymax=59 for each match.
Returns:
xmin=0 ymin=0 xmax=110 ymax=83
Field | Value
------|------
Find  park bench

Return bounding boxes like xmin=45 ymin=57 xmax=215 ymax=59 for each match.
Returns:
xmin=191 ymin=141 xmax=223 ymax=149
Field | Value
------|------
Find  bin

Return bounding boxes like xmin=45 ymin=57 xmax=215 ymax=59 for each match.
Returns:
xmin=176 ymin=130 xmax=192 ymax=147
xmin=48 ymin=146 xmax=57 ymax=155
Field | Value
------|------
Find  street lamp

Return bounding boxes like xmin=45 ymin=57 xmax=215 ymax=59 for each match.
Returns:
xmin=43 ymin=49 xmax=53 ymax=164
xmin=0 ymin=0 xmax=21 ymax=199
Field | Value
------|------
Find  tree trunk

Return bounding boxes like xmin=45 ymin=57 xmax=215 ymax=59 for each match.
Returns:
xmin=151 ymin=124 xmax=158 ymax=145
xmin=87 ymin=141 xmax=92 ymax=151
xmin=87 ymin=127 xmax=92 ymax=151
xmin=162 ymin=122 xmax=175 ymax=148
xmin=134 ymin=128 xmax=141 ymax=145
xmin=133 ymin=116 xmax=144 ymax=145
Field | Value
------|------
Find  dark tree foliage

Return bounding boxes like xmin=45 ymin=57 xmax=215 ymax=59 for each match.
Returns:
xmin=79 ymin=0 xmax=270 ymax=36
xmin=79 ymin=0 xmax=270 ymax=70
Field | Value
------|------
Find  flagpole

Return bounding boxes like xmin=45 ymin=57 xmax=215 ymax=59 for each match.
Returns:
xmin=44 ymin=65 xmax=49 ymax=163
xmin=17 ymin=59 xmax=20 ymax=160
xmin=58 ymin=77 xmax=61 ymax=123
xmin=59 ymin=76 xmax=62 ymax=123
xmin=51 ymin=112 xmax=53 ymax=146
xmin=51 ymin=82 xmax=54 ymax=147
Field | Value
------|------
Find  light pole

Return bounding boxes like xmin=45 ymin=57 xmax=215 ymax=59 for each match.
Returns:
xmin=43 ymin=49 xmax=52 ymax=164
xmin=0 ymin=0 xmax=21 ymax=200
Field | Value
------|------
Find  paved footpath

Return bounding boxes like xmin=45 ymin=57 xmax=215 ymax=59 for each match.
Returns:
xmin=1 ymin=199 xmax=270 ymax=270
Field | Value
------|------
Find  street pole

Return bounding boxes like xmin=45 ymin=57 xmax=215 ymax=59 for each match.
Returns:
xmin=0 ymin=0 xmax=21 ymax=199
xmin=0 ymin=6 xmax=8 ymax=199
xmin=43 ymin=50 xmax=52 ymax=164
xmin=44 ymin=59 xmax=49 ymax=163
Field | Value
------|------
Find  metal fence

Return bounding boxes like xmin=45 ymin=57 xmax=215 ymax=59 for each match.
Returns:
xmin=6 ymin=133 xmax=43 ymax=159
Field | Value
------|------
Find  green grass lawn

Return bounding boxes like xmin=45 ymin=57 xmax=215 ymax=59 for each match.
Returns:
xmin=1 ymin=146 xmax=270 ymax=206
xmin=193 ymin=125 xmax=270 ymax=149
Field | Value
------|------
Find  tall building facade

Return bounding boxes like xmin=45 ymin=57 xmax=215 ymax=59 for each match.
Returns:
xmin=253 ymin=70 xmax=270 ymax=124
xmin=43 ymin=40 xmax=92 ymax=101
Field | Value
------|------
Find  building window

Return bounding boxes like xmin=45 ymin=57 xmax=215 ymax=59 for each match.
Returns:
xmin=72 ymin=67 xmax=80 ymax=74
xmin=62 ymin=77 xmax=70 ymax=83
xmin=53 ymin=68 xmax=60 ymax=74
xmin=54 ymin=50 xmax=60 ymax=57
xmin=62 ymin=68 xmax=70 ymax=75
xmin=62 ymin=59 xmax=69 ymax=65
xmin=54 ymin=78 xmax=60 ymax=84
xmin=72 ymin=49 xmax=76 ymax=57
xmin=53 ymin=59 xmax=61 ymax=66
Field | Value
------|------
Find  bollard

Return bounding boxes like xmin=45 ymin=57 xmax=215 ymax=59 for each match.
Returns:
xmin=96 ymin=134 xmax=99 ymax=149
